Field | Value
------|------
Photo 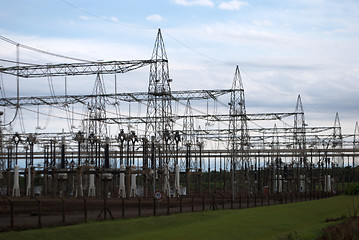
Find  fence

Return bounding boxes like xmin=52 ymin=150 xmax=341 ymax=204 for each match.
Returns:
xmin=0 ymin=191 xmax=337 ymax=232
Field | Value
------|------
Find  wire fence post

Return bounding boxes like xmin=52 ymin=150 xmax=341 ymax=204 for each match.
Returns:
xmin=167 ymin=196 xmax=170 ymax=215
xmin=273 ymin=193 xmax=276 ymax=205
xmin=230 ymin=195 xmax=233 ymax=209
xmin=35 ymin=197 xmax=41 ymax=228
xmin=103 ymin=197 xmax=107 ymax=220
xmin=153 ymin=197 xmax=156 ymax=216
xmin=179 ymin=196 xmax=182 ymax=213
xmin=285 ymin=193 xmax=288 ymax=204
xmin=202 ymin=196 xmax=205 ymax=211
xmin=9 ymin=199 xmax=14 ymax=230
xmin=246 ymin=194 xmax=249 ymax=208
xmin=191 ymin=197 xmax=194 ymax=212
xmin=122 ymin=198 xmax=125 ymax=218
xmin=238 ymin=194 xmax=241 ymax=209
xmin=83 ymin=198 xmax=87 ymax=223
xmin=60 ymin=197 xmax=65 ymax=224
xmin=222 ymin=195 xmax=225 ymax=209
xmin=212 ymin=195 xmax=216 ymax=211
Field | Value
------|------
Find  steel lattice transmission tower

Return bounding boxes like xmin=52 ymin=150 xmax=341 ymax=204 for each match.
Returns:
xmin=271 ymin=123 xmax=280 ymax=163
xmin=354 ymin=122 xmax=359 ymax=149
xmin=145 ymin=29 xmax=173 ymax=141
xmin=332 ymin=112 xmax=343 ymax=167
xmin=228 ymin=66 xmax=250 ymax=194
xmin=84 ymin=73 xmax=108 ymax=139
xmin=183 ymin=99 xmax=196 ymax=146
xmin=272 ymin=123 xmax=281 ymax=192
xmin=183 ymin=99 xmax=195 ymax=169
xmin=294 ymin=95 xmax=306 ymax=160
xmin=293 ymin=95 xmax=306 ymax=192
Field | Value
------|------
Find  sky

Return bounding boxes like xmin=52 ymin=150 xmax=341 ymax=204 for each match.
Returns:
xmin=0 ymin=0 xmax=358 ymax=137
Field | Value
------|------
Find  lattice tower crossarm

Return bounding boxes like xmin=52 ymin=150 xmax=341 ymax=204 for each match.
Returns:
xmin=0 ymin=89 xmax=234 ymax=107
xmin=99 ymin=112 xmax=296 ymax=125
xmin=0 ymin=60 xmax=165 ymax=78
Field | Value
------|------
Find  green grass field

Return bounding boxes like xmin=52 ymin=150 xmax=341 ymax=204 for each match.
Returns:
xmin=0 ymin=195 xmax=354 ymax=240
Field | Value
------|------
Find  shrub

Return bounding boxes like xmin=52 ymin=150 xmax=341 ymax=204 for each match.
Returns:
xmin=345 ymin=183 xmax=359 ymax=195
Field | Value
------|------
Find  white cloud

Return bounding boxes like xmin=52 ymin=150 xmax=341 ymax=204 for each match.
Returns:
xmin=79 ymin=15 xmax=91 ymax=21
xmin=110 ymin=17 xmax=119 ymax=23
xmin=218 ymin=0 xmax=247 ymax=10
xmin=146 ymin=14 xmax=163 ymax=22
xmin=174 ymin=0 xmax=214 ymax=7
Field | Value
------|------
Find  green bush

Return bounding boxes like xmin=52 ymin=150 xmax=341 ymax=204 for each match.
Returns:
xmin=345 ymin=183 xmax=359 ymax=195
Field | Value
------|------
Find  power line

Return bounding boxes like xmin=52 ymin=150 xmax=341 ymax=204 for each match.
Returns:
xmin=20 ymin=105 xmax=83 ymax=121
xmin=0 ymin=58 xmax=37 ymax=66
xmin=162 ymin=31 xmax=230 ymax=66
xmin=61 ymin=0 xmax=155 ymax=30
xmin=0 ymin=35 xmax=92 ymax=62
xmin=59 ymin=0 xmax=232 ymax=67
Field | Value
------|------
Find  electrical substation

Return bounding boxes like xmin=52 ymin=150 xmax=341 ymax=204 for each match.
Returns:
xmin=0 ymin=29 xmax=358 ymax=204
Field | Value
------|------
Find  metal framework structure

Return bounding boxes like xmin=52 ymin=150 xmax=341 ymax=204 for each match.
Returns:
xmin=0 ymin=89 xmax=234 ymax=106
xmin=0 ymin=89 xmax=233 ymax=107
xmin=85 ymin=73 xmax=108 ymax=138
xmin=0 ymin=29 xmax=357 ymax=200
xmin=0 ymin=60 xmax=163 ymax=78
xmin=145 ymin=29 xmax=173 ymax=140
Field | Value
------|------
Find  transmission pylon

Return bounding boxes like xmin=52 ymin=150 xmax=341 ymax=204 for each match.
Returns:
xmin=145 ymin=29 xmax=173 ymax=141
xmin=354 ymin=122 xmax=359 ymax=149
xmin=183 ymin=99 xmax=195 ymax=184
xmin=332 ymin=112 xmax=343 ymax=167
xmin=293 ymin=95 xmax=306 ymax=192
xmin=84 ymin=73 xmax=108 ymax=139
xmin=228 ymin=66 xmax=250 ymax=195
xmin=352 ymin=122 xmax=358 ymax=175
xmin=272 ymin=124 xmax=280 ymax=149
xmin=228 ymin=66 xmax=250 ymax=159
xmin=0 ymin=116 xmax=3 ymax=171
xmin=272 ymin=123 xmax=281 ymax=192
xmin=294 ymin=95 xmax=306 ymax=160
xmin=183 ymin=99 xmax=195 ymax=146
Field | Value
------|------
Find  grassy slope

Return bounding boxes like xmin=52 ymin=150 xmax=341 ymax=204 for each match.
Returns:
xmin=0 ymin=195 xmax=353 ymax=240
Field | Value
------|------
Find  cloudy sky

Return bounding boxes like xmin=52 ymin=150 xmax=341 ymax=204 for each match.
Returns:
xmin=0 ymin=0 xmax=358 ymax=136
